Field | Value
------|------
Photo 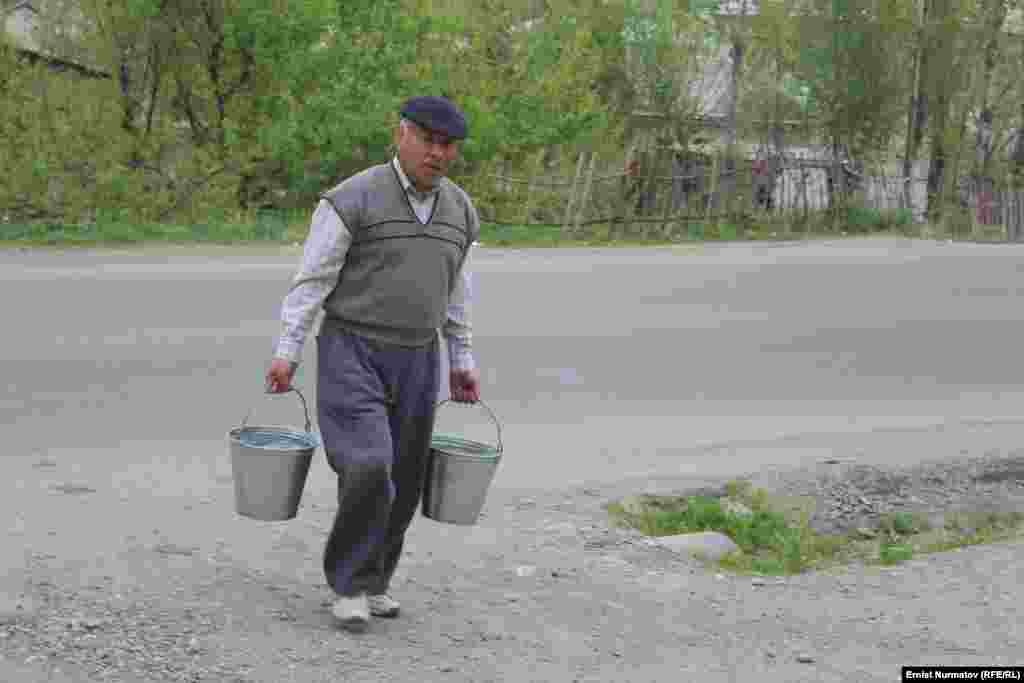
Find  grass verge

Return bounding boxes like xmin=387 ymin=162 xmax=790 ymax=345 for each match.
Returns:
xmin=606 ymin=481 xmax=1024 ymax=576
xmin=0 ymin=211 xmax=308 ymax=247
xmin=476 ymin=221 xmax=919 ymax=248
xmin=0 ymin=217 xmax=944 ymax=249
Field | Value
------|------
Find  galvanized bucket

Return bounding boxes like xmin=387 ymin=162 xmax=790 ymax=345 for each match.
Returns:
xmin=422 ymin=400 xmax=503 ymax=526
xmin=228 ymin=388 xmax=319 ymax=522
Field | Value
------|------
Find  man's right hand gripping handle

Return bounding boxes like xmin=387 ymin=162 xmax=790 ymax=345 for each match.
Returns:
xmin=266 ymin=358 xmax=297 ymax=394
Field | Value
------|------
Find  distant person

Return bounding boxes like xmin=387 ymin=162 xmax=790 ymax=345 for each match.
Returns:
xmin=265 ymin=96 xmax=482 ymax=633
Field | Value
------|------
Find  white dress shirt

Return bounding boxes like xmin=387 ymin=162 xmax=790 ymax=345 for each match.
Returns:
xmin=274 ymin=158 xmax=475 ymax=371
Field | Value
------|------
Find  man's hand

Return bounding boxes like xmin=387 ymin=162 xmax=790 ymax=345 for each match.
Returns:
xmin=449 ymin=368 xmax=481 ymax=403
xmin=266 ymin=358 xmax=297 ymax=394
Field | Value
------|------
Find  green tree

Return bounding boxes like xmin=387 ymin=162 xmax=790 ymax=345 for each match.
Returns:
xmin=69 ymin=0 xmax=340 ymax=218
xmin=0 ymin=36 xmax=130 ymax=224
xmin=786 ymin=0 xmax=913 ymax=214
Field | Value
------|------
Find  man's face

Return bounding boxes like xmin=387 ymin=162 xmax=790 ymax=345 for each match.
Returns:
xmin=396 ymin=119 xmax=461 ymax=192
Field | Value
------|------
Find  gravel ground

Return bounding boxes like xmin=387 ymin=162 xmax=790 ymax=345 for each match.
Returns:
xmin=753 ymin=449 xmax=1024 ymax=537
xmin=2 ymin=451 xmax=1022 ymax=683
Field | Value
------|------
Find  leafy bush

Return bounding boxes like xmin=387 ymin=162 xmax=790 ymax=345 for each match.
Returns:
xmin=845 ymin=207 xmax=914 ymax=234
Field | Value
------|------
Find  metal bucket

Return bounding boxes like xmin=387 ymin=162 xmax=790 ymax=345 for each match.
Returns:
xmin=228 ymin=388 xmax=319 ymax=521
xmin=422 ymin=400 xmax=503 ymax=526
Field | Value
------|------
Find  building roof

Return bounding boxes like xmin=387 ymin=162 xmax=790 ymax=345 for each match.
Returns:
xmin=3 ymin=0 xmax=108 ymax=77
xmin=714 ymin=0 xmax=760 ymax=17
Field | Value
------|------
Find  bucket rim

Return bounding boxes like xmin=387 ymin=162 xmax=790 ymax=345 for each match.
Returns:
xmin=432 ymin=436 xmax=495 ymax=450
xmin=431 ymin=433 xmax=498 ymax=448
xmin=430 ymin=437 xmax=501 ymax=461
xmin=230 ymin=424 xmax=320 ymax=451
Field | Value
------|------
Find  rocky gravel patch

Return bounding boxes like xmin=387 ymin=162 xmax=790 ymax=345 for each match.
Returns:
xmin=756 ymin=450 xmax=1024 ymax=537
xmin=0 ymin=580 xmax=252 ymax=683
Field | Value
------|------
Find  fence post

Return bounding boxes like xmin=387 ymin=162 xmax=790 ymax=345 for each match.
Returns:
xmin=1009 ymin=189 xmax=1015 ymax=242
xmin=1000 ymin=189 xmax=1008 ymax=242
xmin=659 ymin=176 xmax=674 ymax=240
xmin=520 ymin=149 xmax=545 ymax=226
xmin=640 ymin=138 xmax=658 ymax=240
xmin=1012 ymin=190 xmax=1017 ymax=242
xmin=612 ymin=141 xmax=638 ymax=241
xmin=798 ymin=163 xmax=808 ymax=227
xmin=562 ymin=153 xmax=585 ymax=238
xmin=1018 ymin=191 xmax=1023 ymax=243
xmin=575 ymin=152 xmax=598 ymax=237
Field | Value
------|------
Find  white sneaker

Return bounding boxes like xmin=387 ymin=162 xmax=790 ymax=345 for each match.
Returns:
xmin=332 ymin=594 xmax=369 ymax=632
xmin=367 ymin=594 xmax=400 ymax=618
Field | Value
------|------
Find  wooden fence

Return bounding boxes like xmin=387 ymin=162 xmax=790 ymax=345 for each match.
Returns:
xmin=468 ymin=156 xmax=1024 ymax=242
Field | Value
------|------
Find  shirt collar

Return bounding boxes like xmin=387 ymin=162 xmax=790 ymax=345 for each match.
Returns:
xmin=393 ymin=157 xmax=439 ymax=201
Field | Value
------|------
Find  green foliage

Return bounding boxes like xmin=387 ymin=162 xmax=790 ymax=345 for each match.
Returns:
xmin=5 ymin=0 xmax=1024 ymax=230
xmin=628 ymin=495 xmax=838 ymax=575
xmin=0 ymin=39 xmax=141 ymax=223
xmin=479 ymin=222 xmax=564 ymax=247
xmin=844 ymin=207 xmax=914 ymax=233
xmin=0 ymin=211 xmax=297 ymax=244
xmin=878 ymin=542 xmax=914 ymax=565
xmin=880 ymin=511 xmax=925 ymax=536
xmin=786 ymin=0 xmax=914 ymax=155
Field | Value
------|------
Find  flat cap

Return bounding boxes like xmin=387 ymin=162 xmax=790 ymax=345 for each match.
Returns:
xmin=400 ymin=96 xmax=468 ymax=140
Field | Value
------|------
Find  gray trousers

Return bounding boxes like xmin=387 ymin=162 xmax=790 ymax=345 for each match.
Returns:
xmin=316 ymin=330 xmax=439 ymax=597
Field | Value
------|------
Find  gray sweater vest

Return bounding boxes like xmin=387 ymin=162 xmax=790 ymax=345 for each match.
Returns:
xmin=319 ymin=163 xmax=479 ymax=348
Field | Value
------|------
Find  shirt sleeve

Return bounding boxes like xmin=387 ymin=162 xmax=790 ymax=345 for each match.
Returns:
xmin=444 ymin=246 xmax=475 ymax=371
xmin=444 ymin=191 xmax=480 ymax=373
xmin=274 ymin=200 xmax=352 ymax=364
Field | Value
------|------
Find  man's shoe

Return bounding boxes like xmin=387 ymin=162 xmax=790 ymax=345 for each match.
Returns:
xmin=332 ymin=595 xmax=370 ymax=633
xmin=367 ymin=594 xmax=400 ymax=618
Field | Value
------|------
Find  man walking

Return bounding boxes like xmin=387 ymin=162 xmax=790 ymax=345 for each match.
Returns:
xmin=265 ymin=96 xmax=482 ymax=633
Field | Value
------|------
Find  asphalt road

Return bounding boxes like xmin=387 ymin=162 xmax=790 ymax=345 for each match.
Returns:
xmin=5 ymin=237 xmax=1024 ymax=495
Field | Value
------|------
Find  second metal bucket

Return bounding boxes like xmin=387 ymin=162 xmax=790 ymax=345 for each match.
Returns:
xmin=422 ymin=400 xmax=503 ymax=526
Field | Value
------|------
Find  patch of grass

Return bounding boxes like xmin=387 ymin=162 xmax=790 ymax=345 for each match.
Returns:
xmin=878 ymin=542 xmax=915 ymax=565
xmin=0 ymin=212 xmax=999 ymax=249
xmin=479 ymin=223 xmax=564 ymax=247
xmin=608 ymin=482 xmax=1024 ymax=576
xmin=878 ymin=511 xmax=930 ymax=537
xmin=608 ymin=488 xmax=842 ymax=576
xmin=1 ymin=208 xmax=309 ymax=247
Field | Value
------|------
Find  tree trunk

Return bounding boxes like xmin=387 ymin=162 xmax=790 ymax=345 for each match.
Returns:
xmin=830 ymin=135 xmax=845 ymax=229
xmin=925 ymin=0 xmax=956 ymax=221
xmin=1014 ymin=103 xmax=1024 ymax=186
xmin=971 ymin=0 xmax=1006 ymax=226
xmin=902 ymin=0 xmax=929 ymax=211
xmin=974 ymin=0 xmax=1005 ymax=178
xmin=720 ymin=39 xmax=744 ymax=217
xmin=926 ymin=94 xmax=948 ymax=221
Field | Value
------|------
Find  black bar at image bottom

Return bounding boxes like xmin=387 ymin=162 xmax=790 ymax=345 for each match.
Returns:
xmin=902 ymin=667 xmax=1023 ymax=681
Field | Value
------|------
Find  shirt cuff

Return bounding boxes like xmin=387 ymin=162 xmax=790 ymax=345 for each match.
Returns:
xmin=274 ymin=340 xmax=302 ymax=365
xmin=448 ymin=338 xmax=475 ymax=372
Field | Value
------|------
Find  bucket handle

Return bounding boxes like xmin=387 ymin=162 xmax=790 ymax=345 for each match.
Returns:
xmin=435 ymin=399 xmax=503 ymax=454
xmin=241 ymin=387 xmax=312 ymax=433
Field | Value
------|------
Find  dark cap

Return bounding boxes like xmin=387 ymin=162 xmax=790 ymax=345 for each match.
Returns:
xmin=399 ymin=96 xmax=468 ymax=140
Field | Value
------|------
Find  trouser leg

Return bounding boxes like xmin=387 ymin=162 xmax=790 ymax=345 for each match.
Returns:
xmin=317 ymin=332 xmax=393 ymax=597
xmin=355 ymin=336 xmax=439 ymax=595
xmin=317 ymin=331 xmax=440 ymax=597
